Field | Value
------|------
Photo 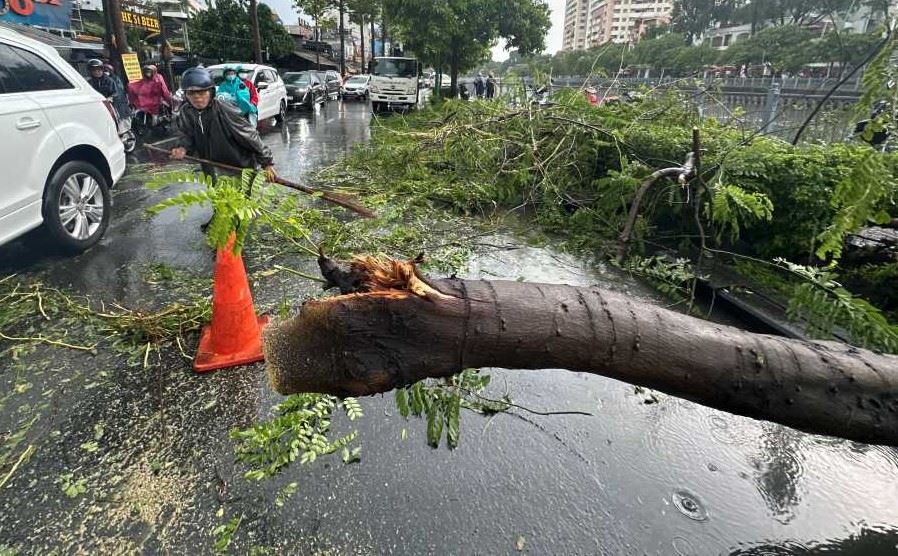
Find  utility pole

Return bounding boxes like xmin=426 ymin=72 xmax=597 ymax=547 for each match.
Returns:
xmin=248 ymin=0 xmax=263 ymax=64
xmin=106 ymin=0 xmax=130 ymax=56
xmin=156 ymin=5 xmax=174 ymax=87
xmin=338 ymin=0 xmax=345 ymax=76
xmin=369 ymin=19 xmax=374 ymax=72
xmin=358 ymin=14 xmax=365 ymax=76
xmin=381 ymin=13 xmax=387 ymax=57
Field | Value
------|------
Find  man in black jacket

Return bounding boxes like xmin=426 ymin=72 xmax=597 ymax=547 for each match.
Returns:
xmin=170 ymin=66 xmax=276 ymax=180
xmin=86 ymin=59 xmax=116 ymax=99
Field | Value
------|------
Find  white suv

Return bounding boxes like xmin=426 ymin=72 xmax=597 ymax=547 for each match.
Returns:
xmin=173 ymin=63 xmax=288 ymax=126
xmin=0 ymin=27 xmax=126 ymax=252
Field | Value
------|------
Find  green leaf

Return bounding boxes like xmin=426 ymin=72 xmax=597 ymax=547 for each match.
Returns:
xmin=396 ymin=388 xmax=409 ymax=418
xmin=426 ymin=403 xmax=443 ymax=448
xmin=446 ymin=395 xmax=461 ymax=449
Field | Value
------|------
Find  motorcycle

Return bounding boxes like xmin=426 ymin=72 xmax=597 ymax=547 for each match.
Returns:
xmin=116 ymin=109 xmax=137 ymax=153
xmin=131 ymin=103 xmax=172 ymax=139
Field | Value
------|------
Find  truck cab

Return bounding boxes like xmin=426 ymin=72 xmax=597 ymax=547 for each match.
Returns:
xmin=369 ymin=57 xmax=419 ymax=112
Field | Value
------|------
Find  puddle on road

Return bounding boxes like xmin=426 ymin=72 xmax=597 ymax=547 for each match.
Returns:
xmin=2 ymin=104 xmax=898 ymax=554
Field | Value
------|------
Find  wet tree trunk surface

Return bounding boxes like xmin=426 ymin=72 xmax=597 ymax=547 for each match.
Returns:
xmin=264 ymin=258 xmax=898 ymax=447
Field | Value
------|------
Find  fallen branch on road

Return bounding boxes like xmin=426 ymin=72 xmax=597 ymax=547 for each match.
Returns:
xmin=263 ymin=255 xmax=898 ymax=447
xmin=143 ymin=143 xmax=375 ymax=218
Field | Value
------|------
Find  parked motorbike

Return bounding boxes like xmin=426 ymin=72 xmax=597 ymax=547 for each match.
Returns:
xmin=132 ymin=104 xmax=172 ymax=139
xmin=116 ymin=110 xmax=137 ymax=153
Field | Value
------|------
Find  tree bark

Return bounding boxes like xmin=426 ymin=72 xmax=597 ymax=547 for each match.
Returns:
xmin=248 ymin=0 xmax=263 ymax=64
xmin=264 ymin=256 xmax=898 ymax=446
xmin=369 ymin=19 xmax=375 ymax=72
xmin=338 ymin=0 xmax=346 ymax=76
xmin=359 ymin=15 xmax=365 ymax=75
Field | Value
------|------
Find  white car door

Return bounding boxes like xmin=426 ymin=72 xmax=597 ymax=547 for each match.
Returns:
xmin=0 ymin=43 xmax=66 ymax=245
xmin=254 ymin=69 xmax=273 ymax=120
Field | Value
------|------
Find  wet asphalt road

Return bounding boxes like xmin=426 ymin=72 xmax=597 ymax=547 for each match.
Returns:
xmin=2 ymin=100 xmax=898 ymax=555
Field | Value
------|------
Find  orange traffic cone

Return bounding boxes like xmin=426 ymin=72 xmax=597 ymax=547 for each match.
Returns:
xmin=194 ymin=233 xmax=269 ymax=373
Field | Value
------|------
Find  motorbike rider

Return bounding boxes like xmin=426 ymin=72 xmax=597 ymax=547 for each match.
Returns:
xmin=170 ymin=66 xmax=275 ymax=182
xmin=86 ymin=59 xmax=116 ymax=99
xmin=103 ymin=63 xmax=130 ymax=119
xmin=216 ymin=66 xmax=259 ymax=128
xmin=127 ymin=64 xmax=172 ymax=123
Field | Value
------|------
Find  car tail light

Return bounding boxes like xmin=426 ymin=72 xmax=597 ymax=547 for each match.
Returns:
xmin=102 ymin=99 xmax=118 ymax=124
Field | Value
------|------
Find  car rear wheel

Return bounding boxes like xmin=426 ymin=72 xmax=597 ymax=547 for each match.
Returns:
xmin=42 ymin=161 xmax=111 ymax=252
xmin=275 ymin=101 xmax=287 ymax=125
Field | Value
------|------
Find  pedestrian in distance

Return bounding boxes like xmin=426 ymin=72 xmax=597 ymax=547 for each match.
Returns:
xmin=474 ymin=71 xmax=486 ymax=98
xmin=170 ymin=66 xmax=276 ymax=182
xmin=486 ymin=72 xmax=497 ymax=99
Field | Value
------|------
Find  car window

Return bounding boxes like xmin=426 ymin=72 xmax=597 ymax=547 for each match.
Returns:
xmin=255 ymin=71 xmax=269 ymax=85
xmin=0 ymin=44 xmax=73 ymax=93
xmin=265 ymin=70 xmax=278 ymax=82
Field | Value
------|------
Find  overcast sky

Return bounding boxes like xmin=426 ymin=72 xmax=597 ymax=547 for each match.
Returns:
xmin=260 ymin=0 xmax=566 ymax=60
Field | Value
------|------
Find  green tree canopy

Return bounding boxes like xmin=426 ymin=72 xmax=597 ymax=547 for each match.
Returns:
xmin=188 ymin=0 xmax=294 ymax=62
xmin=720 ymin=24 xmax=815 ymax=71
xmin=383 ymin=0 xmax=551 ymax=94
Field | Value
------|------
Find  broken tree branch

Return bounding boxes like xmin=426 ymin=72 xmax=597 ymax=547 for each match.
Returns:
xmin=264 ymin=256 xmax=898 ymax=447
xmin=143 ymin=143 xmax=374 ymax=218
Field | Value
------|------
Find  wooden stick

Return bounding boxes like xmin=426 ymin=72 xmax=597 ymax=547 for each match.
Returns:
xmin=143 ymin=143 xmax=375 ymax=218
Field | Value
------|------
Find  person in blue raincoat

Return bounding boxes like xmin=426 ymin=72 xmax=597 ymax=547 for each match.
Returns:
xmin=216 ymin=66 xmax=258 ymax=127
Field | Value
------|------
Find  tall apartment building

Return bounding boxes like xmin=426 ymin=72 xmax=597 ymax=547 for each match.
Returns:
xmin=562 ymin=0 xmax=590 ymax=51
xmin=563 ymin=0 xmax=672 ymax=49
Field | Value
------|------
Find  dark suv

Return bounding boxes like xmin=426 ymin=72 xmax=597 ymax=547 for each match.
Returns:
xmin=283 ymin=71 xmax=326 ymax=109
xmin=319 ymin=70 xmax=341 ymax=101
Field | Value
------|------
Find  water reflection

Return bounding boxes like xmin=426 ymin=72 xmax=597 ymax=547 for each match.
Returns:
xmin=729 ymin=524 xmax=898 ymax=555
xmin=751 ymin=427 xmax=805 ymax=524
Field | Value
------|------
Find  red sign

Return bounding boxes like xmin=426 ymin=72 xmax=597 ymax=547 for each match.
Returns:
xmin=6 ymin=0 xmax=61 ymax=17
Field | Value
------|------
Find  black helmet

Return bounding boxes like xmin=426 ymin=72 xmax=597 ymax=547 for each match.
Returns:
xmin=87 ymin=59 xmax=103 ymax=69
xmin=180 ymin=66 xmax=215 ymax=91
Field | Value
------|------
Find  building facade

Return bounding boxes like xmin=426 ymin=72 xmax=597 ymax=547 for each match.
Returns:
xmin=562 ymin=0 xmax=590 ymax=51
xmin=563 ymin=0 xmax=672 ymax=49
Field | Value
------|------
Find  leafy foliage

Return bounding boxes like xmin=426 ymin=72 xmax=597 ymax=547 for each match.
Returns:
xmin=815 ymin=150 xmax=897 ymax=260
xmin=212 ymin=515 xmax=243 ymax=555
xmin=147 ymin=169 xmax=269 ymax=254
xmin=708 ymin=182 xmax=774 ymax=242
xmin=230 ymin=394 xmax=363 ymax=480
xmin=188 ymin=0 xmax=294 ymax=62
xmin=394 ymin=370 xmax=508 ymax=449
xmin=622 ymin=256 xmax=700 ymax=301
xmin=778 ymin=259 xmax=898 ymax=352
xmin=383 ymin=0 xmax=550 ymax=91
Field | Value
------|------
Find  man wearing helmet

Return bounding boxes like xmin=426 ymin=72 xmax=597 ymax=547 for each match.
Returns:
xmin=86 ymin=59 xmax=116 ymax=99
xmin=127 ymin=64 xmax=172 ymax=117
xmin=170 ymin=66 xmax=276 ymax=181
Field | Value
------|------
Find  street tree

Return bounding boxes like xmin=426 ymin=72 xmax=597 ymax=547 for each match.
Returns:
xmin=721 ymin=24 xmax=816 ymax=72
xmin=188 ymin=0 xmax=293 ymax=62
xmin=383 ymin=0 xmax=551 ymax=96
xmin=671 ymin=0 xmax=738 ymax=43
xmin=294 ymin=0 xmax=333 ymax=70
xmin=348 ymin=0 xmax=380 ymax=73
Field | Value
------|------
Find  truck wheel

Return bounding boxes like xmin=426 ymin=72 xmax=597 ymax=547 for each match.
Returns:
xmin=42 ymin=161 xmax=111 ymax=252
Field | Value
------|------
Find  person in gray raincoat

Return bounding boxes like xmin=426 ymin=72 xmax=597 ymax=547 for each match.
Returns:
xmin=169 ymin=66 xmax=276 ymax=180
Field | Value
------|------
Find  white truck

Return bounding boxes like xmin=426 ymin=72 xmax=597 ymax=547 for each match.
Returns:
xmin=369 ymin=57 xmax=419 ymax=112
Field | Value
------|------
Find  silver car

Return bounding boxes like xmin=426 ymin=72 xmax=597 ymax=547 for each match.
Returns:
xmin=340 ymin=74 xmax=371 ymax=101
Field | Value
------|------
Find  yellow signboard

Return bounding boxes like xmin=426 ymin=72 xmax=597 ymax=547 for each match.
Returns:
xmin=121 ymin=10 xmax=160 ymax=32
xmin=121 ymin=52 xmax=143 ymax=83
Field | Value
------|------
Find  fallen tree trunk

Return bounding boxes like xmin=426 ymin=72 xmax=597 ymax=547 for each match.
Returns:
xmin=263 ymin=256 xmax=898 ymax=446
